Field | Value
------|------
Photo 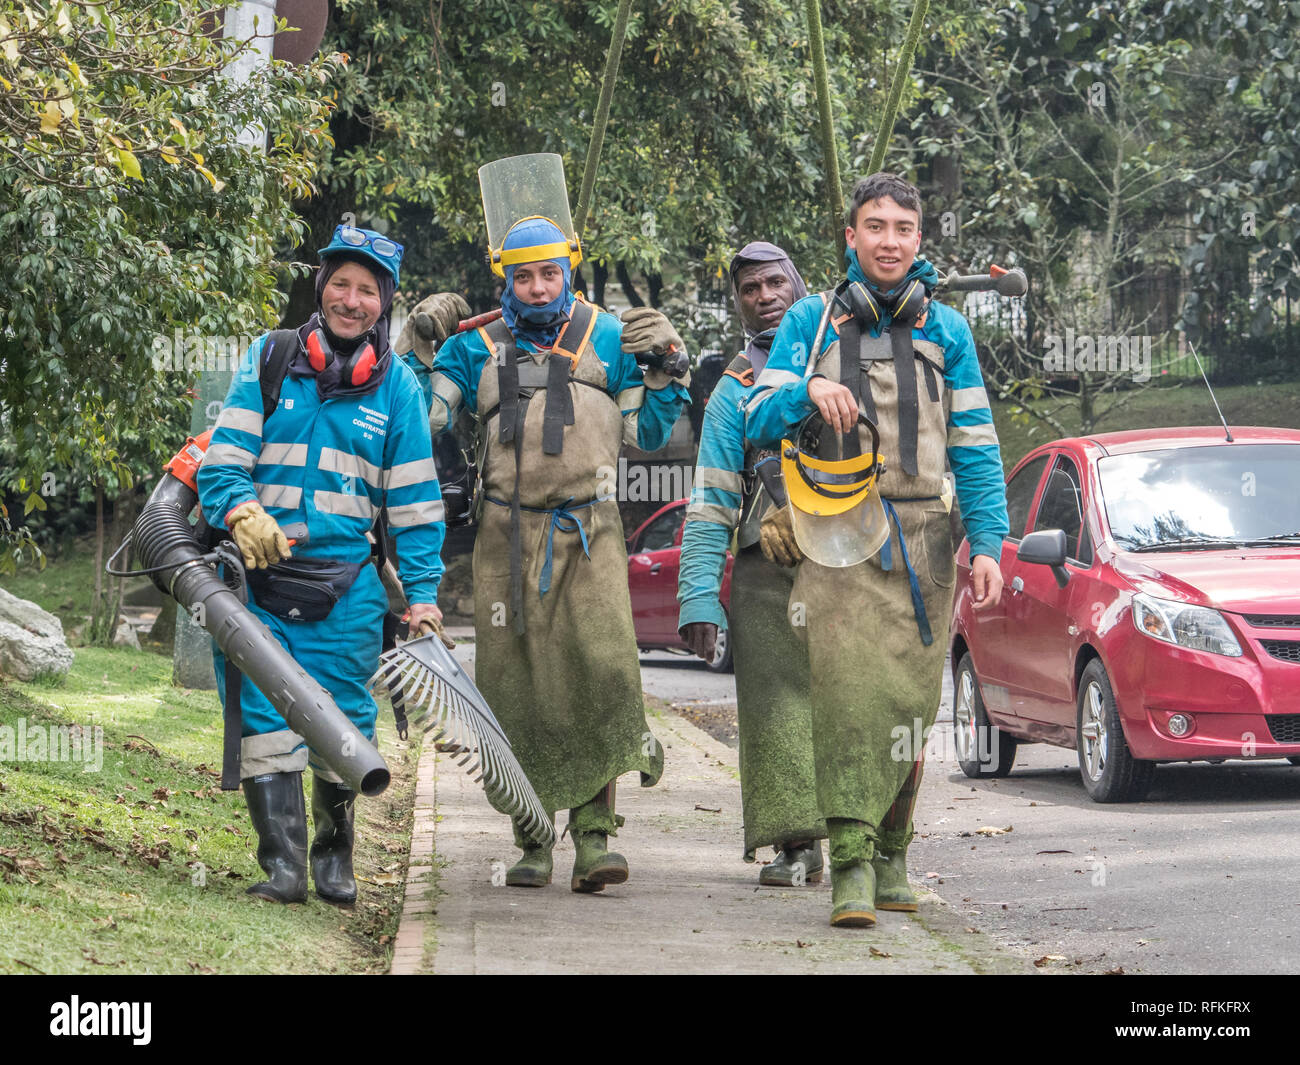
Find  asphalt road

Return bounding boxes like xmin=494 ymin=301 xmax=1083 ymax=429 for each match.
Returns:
xmin=637 ymin=649 xmax=1300 ymax=975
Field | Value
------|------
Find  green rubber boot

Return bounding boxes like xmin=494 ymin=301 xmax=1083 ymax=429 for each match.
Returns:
xmin=827 ymin=818 xmax=876 ymax=928
xmin=759 ymin=840 xmax=824 ymax=886
xmin=569 ymin=782 xmax=628 ymax=893
xmin=872 ymin=849 xmax=918 ymax=912
xmin=506 ymin=817 xmax=554 ymax=888
xmin=875 ymin=756 xmax=923 ymax=911
xmin=570 ymin=830 xmax=628 ymax=893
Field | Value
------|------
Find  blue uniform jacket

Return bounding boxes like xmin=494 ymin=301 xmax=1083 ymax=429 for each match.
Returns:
xmin=742 ymin=295 xmax=1010 ymax=559
xmin=677 ymin=371 xmax=748 ymax=631
xmin=197 ymin=336 xmax=446 ymax=605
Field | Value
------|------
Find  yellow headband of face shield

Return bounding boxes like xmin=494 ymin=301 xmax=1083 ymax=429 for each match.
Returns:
xmin=781 ymin=444 xmax=883 ymax=516
xmin=489 ymin=216 xmax=584 ymax=278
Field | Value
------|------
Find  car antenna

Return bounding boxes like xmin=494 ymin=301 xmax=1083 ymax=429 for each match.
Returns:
xmin=1188 ymin=338 xmax=1233 ymax=442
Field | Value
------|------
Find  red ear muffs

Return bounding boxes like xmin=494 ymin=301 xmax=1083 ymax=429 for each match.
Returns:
xmin=306 ymin=327 xmax=378 ymax=385
xmin=349 ymin=344 xmax=377 ymax=386
xmin=306 ymin=328 xmax=332 ymax=371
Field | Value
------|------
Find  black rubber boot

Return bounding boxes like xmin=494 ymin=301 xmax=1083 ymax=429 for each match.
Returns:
xmin=759 ymin=840 xmax=825 ymax=886
xmin=243 ymin=772 xmax=308 ymax=904
xmin=311 ymin=775 xmax=357 ymax=905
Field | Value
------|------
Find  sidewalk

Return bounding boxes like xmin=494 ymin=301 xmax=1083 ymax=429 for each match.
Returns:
xmin=391 ymin=700 xmax=1032 ymax=975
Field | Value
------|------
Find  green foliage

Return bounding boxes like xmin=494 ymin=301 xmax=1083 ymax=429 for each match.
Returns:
xmin=0 ymin=0 xmax=335 ymax=505
xmin=291 ymin=0 xmax=995 ymax=327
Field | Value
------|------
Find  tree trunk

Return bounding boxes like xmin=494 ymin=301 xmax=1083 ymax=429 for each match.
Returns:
xmin=91 ymin=480 xmax=106 ymax=643
xmin=592 ymin=260 xmax=608 ymax=308
xmin=615 ymin=260 xmax=645 ymax=306
xmin=647 ymin=272 xmax=664 ymax=308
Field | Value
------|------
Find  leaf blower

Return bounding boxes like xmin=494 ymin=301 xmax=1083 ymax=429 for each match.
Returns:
xmin=115 ymin=431 xmax=390 ymax=796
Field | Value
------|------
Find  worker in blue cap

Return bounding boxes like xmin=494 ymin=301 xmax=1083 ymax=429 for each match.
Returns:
xmin=199 ymin=224 xmax=447 ymax=905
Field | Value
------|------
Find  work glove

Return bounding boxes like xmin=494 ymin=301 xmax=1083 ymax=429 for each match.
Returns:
xmin=680 ymin=621 xmax=718 ymax=663
xmin=413 ymin=292 xmax=472 ymax=344
xmin=620 ymin=307 xmax=690 ymax=383
xmin=409 ymin=602 xmax=455 ymax=650
xmin=759 ymin=504 xmax=804 ymax=568
xmin=227 ymin=500 xmax=291 ymax=570
xmin=397 ymin=291 xmax=472 ymax=368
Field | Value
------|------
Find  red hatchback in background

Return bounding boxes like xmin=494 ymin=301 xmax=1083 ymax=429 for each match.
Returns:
xmin=949 ymin=426 xmax=1300 ymax=802
xmin=626 ymin=499 xmax=735 ymax=672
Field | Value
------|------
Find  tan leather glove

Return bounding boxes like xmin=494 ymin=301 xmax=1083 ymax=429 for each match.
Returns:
xmin=227 ymin=500 xmax=290 ymax=570
xmin=759 ymin=504 xmax=804 ymax=568
xmin=410 ymin=602 xmax=455 ymax=649
xmin=619 ymin=307 xmax=684 ymax=356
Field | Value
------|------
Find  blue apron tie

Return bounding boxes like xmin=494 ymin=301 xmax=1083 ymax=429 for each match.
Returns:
xmin=881 ymin=498 xmax=933 ymax=647
xmin=486 ymin=495 xmax=609 ymax=597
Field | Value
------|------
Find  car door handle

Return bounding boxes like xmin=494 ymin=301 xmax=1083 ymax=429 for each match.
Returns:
xmin=650 ymin=562 xmax=662 ymax=574
xmin=1010 ymin=577 xmax=1024 ymax=594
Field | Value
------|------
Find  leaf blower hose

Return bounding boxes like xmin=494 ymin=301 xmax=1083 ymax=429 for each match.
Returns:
xmin=124 ymin=435 xmax=390 ymax=796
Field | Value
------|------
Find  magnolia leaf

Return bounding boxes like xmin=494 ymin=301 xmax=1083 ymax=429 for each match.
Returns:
xmin=117 ymin=147 xmax=142 ymax=180
xmin=24 ymin=492 xmax=46 ymax=514
xmin=0 ymin=73 xmax=11 ymax=91
xmin=40 ymin=101 xmax=61 ymax=133
xmin=195 ymin=164 xmax=225 ymax=192
xmin=159 ymin=146 xmax=181 ymax=166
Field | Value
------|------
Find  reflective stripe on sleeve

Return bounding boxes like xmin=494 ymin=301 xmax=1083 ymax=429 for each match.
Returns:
xmin=387 ymin=499 xmax=446 ymax=527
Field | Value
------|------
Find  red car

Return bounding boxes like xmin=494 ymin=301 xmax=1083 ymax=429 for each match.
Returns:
xmin=949 ymin=426 xmax=1300 ymax=802
xmin=627 ymin=499 xmax=735 ymax=672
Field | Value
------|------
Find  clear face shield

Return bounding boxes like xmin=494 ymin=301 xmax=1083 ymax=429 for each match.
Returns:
xmin=781 ymin=413 xmax=889 ymax=568
xmin=477 ymin=153 xmax=583 ymax=278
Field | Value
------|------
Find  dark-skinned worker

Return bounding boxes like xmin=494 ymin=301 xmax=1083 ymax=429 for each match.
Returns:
xmin=425 ymin=156 xmax=691 ymax=893
xmin=742 ymin=173 xmax=1009 ymax=928
xmin=198 ymin=226 xmax=447 ymax=905
xmin=676 ymin=241 xmax=829 ymax=886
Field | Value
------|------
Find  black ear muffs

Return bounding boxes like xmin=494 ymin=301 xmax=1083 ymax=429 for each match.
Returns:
xmin=306 ymin=327 xmax=377 ymax=385
xmin=847 ymin=279 xmax=929 ymax=328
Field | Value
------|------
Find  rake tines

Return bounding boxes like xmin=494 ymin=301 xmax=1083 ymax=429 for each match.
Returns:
xmin=368 ymin=634 xmax=554 ymax=846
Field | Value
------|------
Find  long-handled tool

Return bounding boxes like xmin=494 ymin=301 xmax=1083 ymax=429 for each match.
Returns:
xmin=368 ymin=634 xmax=556 ymax=845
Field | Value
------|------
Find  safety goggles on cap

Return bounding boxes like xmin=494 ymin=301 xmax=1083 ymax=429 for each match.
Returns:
xmin=781 ymin=412 xmax=889 ymax=568
xmin=318 ymin=224 xmax=404 ymax=285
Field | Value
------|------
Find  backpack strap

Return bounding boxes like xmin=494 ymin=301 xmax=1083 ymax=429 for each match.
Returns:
xmin=723 ymin=353 xmax=754 ymax=387
xmin=258 ymin=328 xmax=301 ymax=421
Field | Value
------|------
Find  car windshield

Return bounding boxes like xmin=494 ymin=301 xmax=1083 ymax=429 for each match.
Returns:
xmin=1099 ymin=443 xmax=1300 ymax=550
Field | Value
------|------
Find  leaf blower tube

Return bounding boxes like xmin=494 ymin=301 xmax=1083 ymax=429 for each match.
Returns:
xmin=131 ymin=439 xmax=391 ymax=797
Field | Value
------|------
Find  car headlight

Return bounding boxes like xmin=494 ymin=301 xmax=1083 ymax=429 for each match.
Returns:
xmin=1131 ymin=593 xmax=1242 ymax=657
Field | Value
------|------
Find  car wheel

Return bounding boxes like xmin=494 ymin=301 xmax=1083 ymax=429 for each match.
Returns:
xmin=706 ymin=618 xmax=733 ymax=674
xmin=1077 ymin=659 xmax=1154 ymax=803
xmin=953 ymin=653 xmax=1017 ymax=778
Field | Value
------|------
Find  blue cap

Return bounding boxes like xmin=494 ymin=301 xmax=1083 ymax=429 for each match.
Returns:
xmin=319 ymin=225 xmax=404 ymax=285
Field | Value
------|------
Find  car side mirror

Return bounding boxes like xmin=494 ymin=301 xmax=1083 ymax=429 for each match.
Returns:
xmin=1018 ymin=529 xmax=1069 ymax=588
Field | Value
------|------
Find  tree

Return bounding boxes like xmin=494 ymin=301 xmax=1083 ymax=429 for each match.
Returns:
xmin=0 ymin=0 xmax=334 ymax=636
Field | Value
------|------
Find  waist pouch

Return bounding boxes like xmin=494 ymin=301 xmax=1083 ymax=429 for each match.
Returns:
xmin=247 ymin=557 xmax=364 ymax=623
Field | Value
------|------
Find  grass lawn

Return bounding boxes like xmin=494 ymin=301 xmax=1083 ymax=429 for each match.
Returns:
xmin=990 ymin=380 xmax=1300 ymax=473
xmin=0 ymin=646 xmax=419 ymax=974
